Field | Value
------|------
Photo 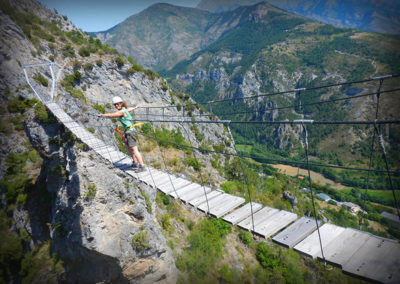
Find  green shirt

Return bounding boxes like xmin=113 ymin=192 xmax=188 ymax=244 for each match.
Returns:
xmin=119 ymin=107 xmax=135 ymax=132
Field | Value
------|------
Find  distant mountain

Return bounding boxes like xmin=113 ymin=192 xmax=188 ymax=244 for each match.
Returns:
xmin=93 ymin=3 xmax=254 ymax=71
xmin=93 ymin=4 xmax=214 ymax=71
xmin=196 ymin=0 xmax=260 ymax=13
xmin=93 ymin=2 xmax=296 ymax=71
xmin=197 ymin=0 xmax=400 ymax=34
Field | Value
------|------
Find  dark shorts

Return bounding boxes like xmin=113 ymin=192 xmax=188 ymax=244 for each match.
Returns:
xmin=125 ymin=132 xmax=137 ymax=147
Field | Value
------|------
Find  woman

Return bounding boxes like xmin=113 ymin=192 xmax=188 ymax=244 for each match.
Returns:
xmin=98 ymin=96 xmax=145 ymax=172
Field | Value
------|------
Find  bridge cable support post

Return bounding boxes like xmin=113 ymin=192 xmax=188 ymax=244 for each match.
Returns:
xmin=299 ymin=121 xmax=327 ymax=267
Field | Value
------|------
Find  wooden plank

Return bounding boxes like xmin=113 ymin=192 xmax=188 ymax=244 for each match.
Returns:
xmin=178 ymin=186 xmax=211 ymax=203
xmin=293 ymin=223 xmax=345 ymax=258
xmin=189 ymin=190 xmax=224 ymax=208
xmin=139 ymin=172 xmax=169 ymax=185
xmin=253 ymin=210 xmax=297 ymax=238
xmin=197 ymin=193 xmax=232 ymax=212
xmin=223 ymin=202 xmax=263 ymax=225
xmin=158 ymin=178 xmax=191 ymax=194
xmin=209 ymin=196 xmax=245 ymax=218
xmin=272 ymin=217 xmax=321 ymax=248
xmin=342 ymin=235 xmax=400 ymax=284
xmin=237 ymin=206 xmax=279 ymax=231
xmin=169 ymin=183 xmax=202 ymax=198
xmin=151 ymin=175 xmax=179 ymax=189
xmin=320 ymin=228 xmax=372 ymax=268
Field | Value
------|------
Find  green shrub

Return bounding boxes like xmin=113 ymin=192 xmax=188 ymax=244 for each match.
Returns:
xmin=95 ymin=59 xmax=103 ymax=67
xmin=126 ymin=63 xmax=143 ymax=75
xmin=83 ymin=62 xmax=93 ymax=71
xmin=19 ymin=241 xmax=64 ymax=283
xmin=239 ymin=230 xmax=253 ymax=245
xmin=115 ymin=56 xmax=124 ymax=68
xmin=220 ymin=181 xmax=242 ymax=195
xmin=140 ymin=189 xmax=152 ymax=214
xmin=61 ymin=70 xmax=81 ymax=90
xmin=328 ymin=200 xmax=337 ymax=205
xmin=140 ymin=122 xmax=153 ymax=134
xmin=7 ymin=96 xmax=38 ymax=113
xmin=65 ymin=30 xmax=85 ymax=44
xmin=0 ymin=211 xmax=23 ymax=277
xmin=84 ymin=184 xmax=96 ymax=201
xmin=34 ymin=102 xmax=56 ymax=123
xmin=93 ymin=103 xmax=105 ymax=113
xmin=161 ymin=193 xmax=170 ymax=205
xmin=78 ymin=46 xmax=90 ymax=57
xmin=66 ymin=88 xmax=86 ymax=103
xmin=127 ymin=56 xmax=135 ymax=64
xmin=33 ymin=72 xmax=48 ymax=87
xmin=185 ymin=157 xmax=204 ymax=171
xmin=10 ymin=115 xmax=24 ymax=130
xmin=132 ymin=231 xmax=150 ymax=251
xmin=0 ymin=150 xmax=42 ymax=207
xmin=176 ymin=219 xmax=224 ymax=279
xmin=256 ymin=242 xmax=280 ymax=270
xmin=210 ymin=218 xmax=231 ymax=237
xmin=62 ymin=44 xmax=75 ymax=58
xmin=190 ymin=124 xmax=204 ymax=142
xmin=144 ymin=69 xmax=159 ymax=80
xmin=154 ymin=127 xmax=190 ymax=151
xmin=161 ymin=214 xmax=172 ymax=231
xmin=161 ymin=81 xmax=168 ymax=91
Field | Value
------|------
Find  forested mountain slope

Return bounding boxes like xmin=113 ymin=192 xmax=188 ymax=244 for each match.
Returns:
xmin=197 ymin=0 xmax=400 ymax=34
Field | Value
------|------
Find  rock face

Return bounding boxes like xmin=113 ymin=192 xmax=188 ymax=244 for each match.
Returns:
xmin=24 ymin=115 xmax=177 ymax=283
xmin=0 ymin=0 xmax=235 ymax=282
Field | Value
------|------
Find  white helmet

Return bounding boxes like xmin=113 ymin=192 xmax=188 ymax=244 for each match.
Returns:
xmin=112 ymin=96 xmax=123 ymax=105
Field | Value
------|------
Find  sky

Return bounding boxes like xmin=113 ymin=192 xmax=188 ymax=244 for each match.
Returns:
xmin=38 ymin=0 xmax=200 ymax=32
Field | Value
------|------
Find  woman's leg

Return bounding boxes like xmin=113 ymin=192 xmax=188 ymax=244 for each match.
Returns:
xmin=128 ymin=146 xmax=138 ymax=163
xmin=130 ymin=146 xmax=144 ymax=165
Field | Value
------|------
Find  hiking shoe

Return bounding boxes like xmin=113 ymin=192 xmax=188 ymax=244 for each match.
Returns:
xmin=131 ymin=162 xmax=139 ymax=169
xmin=135 ymin=165 xmax=146 ymax=173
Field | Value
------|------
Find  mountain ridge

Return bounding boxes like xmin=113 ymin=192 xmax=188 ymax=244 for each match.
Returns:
xmin=93 ymin=1 xmax=293 ymax=71
xmin=197 ymin=0 xmax=400 ymax=34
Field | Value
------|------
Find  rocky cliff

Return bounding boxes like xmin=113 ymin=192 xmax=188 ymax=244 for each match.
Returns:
xmin=0 ymin=0 xmax=234 ymax=282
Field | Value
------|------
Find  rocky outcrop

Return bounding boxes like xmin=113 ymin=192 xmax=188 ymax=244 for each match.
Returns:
xmin=0 ymin=0 xmax=235 ymax=282
xmin=24 ymin=115 xmax=177 ymax=283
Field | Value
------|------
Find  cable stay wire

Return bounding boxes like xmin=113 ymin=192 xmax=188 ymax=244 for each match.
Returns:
xmin=124 ymin=87 xmax=400 ymax=119
xmin=360 ymin=80 xmax=383 ymax=228
xmin=202 ymin=74 xmax=399 ymax=105
xmin=358 ymin=79 xmax=400 ymax=220
xmin=91 ymin=123 xmax=400 ymax=176
xmin=178 ymin=119 xmax=211 ymax=215
xmin=193 ymin=88 xmax=400 ymax=118
xmin=239 ymin=121 xmax=256 ymax=232
xmin=149 ymin=121 xmax=181 ymax=199
xmin=299 ymin=121 xmax=327 ymax=266
xmin=131 ymin=118 xmax=400 ymax=125
xmin=374 ymin=122 xmax=400 ymax=218
xmin=83 ymin=74 xmax=399 ymax=111
xmin=132 ymin=74 xmax=399 ymax=109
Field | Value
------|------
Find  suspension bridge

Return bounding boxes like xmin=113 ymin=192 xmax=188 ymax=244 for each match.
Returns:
xmin=22 ymin=62 xmax=400 ymax=283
